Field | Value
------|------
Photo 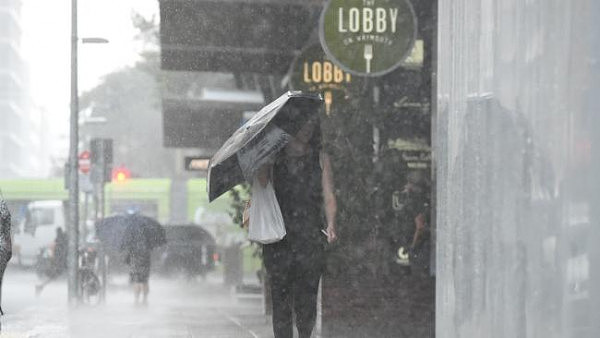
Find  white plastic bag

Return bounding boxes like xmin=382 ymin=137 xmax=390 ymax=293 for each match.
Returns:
xmin=248 ymin=177 xmax=286 ymax=244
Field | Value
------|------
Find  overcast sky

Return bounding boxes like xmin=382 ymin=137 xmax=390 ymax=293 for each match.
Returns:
xmin=20 ymin=0 xmax=158 ymax=158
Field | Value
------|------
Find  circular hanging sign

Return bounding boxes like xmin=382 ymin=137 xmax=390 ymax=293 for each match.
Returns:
xmin=319 ymin=0 xmax=417 ymax=77
xmin=289 ymin=43 xmax=357 ymax=115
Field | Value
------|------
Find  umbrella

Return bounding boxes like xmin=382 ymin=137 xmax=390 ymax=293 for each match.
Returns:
xmin=208 ymin=91 xmax=323 ymax=202
xmin=121 ymin=214 xmax=166 ymax=251
xmin=96 ymin=214 xmax=166 ymax=253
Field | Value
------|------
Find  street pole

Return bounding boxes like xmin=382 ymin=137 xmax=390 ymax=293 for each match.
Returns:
xmin=68 ymin=0 xmax=80 ymax=305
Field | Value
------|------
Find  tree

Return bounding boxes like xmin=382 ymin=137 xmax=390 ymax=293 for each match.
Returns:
xmin=79 ymin=13 xmax=169 ymax=178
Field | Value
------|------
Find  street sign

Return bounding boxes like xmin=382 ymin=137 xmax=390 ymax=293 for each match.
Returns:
xmin=289 ymin=43 xmax=357 ymax=115
xmin=319 ymin=0 xmax=417 ymax=76
xmin=78 ymin=150 xmax=91 ymax=174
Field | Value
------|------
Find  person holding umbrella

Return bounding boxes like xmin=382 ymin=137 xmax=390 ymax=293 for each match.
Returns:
xmin=256 ymin=112 xmax=337 ymax=338
xmin=208 ymin=92 xmax=337 ymax=338
xmin=119 ymin=209 xmax=166 ymax=306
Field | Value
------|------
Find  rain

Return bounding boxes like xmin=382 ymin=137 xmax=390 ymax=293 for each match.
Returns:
xmin=0 ymin=0 xmax=599 ymax=337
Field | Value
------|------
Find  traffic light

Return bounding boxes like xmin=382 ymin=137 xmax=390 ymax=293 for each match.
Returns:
xmin=90 ymin=138 xmax=113 ymax=184
xmin=112 ymin=167 xmax=131 ymax=183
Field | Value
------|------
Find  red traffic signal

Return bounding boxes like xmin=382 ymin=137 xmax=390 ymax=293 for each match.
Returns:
xmin=112 ymin=167 xmax=131 ymax=182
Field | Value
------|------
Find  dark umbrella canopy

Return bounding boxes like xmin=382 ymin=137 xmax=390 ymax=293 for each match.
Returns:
xmin=96 ymin=214 xmax=128 ymax=252
xmin=121 ymin=215 xmax=166 ymax=251
xmin=96 ymin=214 xmax=166 ymax=253
xmin=208 ymin=91 xmax=323 ymax=202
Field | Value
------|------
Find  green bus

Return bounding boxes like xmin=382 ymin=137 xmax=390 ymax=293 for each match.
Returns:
xmin=0 ymin=178 xmax=235 ymax=225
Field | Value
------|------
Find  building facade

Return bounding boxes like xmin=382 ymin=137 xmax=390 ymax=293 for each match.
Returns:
xmin=436 ymin=1 xmax=600 ymax=337
xmin=0 ymin=0 xmax=41 ymax=178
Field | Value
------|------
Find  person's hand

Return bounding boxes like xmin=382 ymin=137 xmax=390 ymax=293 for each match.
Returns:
xmin=326 ymin=224 xmax=337 ymax=243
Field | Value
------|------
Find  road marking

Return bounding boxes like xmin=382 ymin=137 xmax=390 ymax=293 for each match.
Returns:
xmin=219 ymin=310 xmax=260 ymax=338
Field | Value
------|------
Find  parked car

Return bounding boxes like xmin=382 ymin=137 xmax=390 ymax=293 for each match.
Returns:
xmin=12 ymin=200 xmax=66 ymax=266
xmin=154 ymin=224 xmax=217 ymax=278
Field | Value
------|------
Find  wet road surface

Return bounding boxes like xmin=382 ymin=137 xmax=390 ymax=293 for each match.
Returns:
xmin=1 ymin=266 xmax=272 ymax=337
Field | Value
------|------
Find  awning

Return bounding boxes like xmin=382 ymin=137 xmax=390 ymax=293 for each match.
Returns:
xmin=159 ymin=0 xmax=324 ymax=74
xmin=162 ymin=97 xmax=264 ymax=151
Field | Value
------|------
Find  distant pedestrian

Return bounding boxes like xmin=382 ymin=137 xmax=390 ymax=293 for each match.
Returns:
xmin=122 ymin=212 xmax=152 ymax=306
xmin=257 ymin=114 xmax=337 ymax=338
xmin=35 ymin=227 xmax=67 ymax=296
xmin=54 ymin=227 xmax=67 ymax=273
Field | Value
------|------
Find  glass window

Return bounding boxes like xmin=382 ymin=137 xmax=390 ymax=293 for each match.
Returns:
xmin=30 ymin=208 xmax=54 ymax=226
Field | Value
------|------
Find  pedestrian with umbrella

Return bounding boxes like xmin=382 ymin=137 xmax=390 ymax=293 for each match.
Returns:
xmin=208 ymin=91 xmax=338 ymax=338
xmin=96 ymin=210 xmax=165 ymax=305
xmin=0 ymin=191 xmax=12 ymax=331
xmin=121 ymin=210 xmax=165 ymax=305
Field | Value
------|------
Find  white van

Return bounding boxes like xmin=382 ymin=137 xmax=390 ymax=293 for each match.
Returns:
xmin=13 ymin=200 xmax=66 ymax=266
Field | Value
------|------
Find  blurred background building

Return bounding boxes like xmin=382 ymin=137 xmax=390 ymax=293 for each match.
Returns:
xmin=0 ymin=0 xmax=46 ymax=178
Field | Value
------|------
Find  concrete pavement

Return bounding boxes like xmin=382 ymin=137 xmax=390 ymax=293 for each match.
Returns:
xmin=1 ymin=266 xmax=273 ymax=337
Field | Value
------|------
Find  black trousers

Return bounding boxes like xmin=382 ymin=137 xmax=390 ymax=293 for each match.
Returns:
xmin=263 ymin=236 xmax=324 ymax=338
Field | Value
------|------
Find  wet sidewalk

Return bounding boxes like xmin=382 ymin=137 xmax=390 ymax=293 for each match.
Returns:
xmin=1 ymin=267 xmax=272 ymax=337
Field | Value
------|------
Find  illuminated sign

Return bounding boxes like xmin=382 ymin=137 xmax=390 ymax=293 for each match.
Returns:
xmin=185 ymin=157 xmax=210 ymax=171
xmin=289 ymin=43 xmax=356 ymax=115
xmin=387 ymin=138 xmax=431 ymax=169
xmin=403 ymin=39 xmax=424 ymax=67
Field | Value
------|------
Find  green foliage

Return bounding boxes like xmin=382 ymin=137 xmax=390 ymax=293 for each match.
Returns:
xmin=228 ymin=183 xmax=250 ymax=228
xmin=78 ymin=11 xmax=175 ymax=178
xmin=228 ymin=183 xmax=263 ymax=262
